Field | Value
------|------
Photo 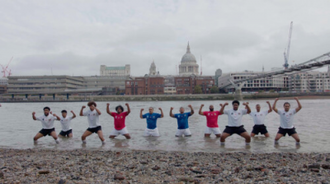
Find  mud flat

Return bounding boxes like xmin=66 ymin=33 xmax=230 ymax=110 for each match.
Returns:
xmin=0 ymin=148 xmax=330 ymax=183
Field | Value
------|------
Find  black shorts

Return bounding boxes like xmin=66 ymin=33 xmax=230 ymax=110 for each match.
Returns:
xmin=277 ymin=127 xmax=297 ymax=136
xmin=252 ymin=124 xmax=268 ymax=135
xmin=87 ymin=126 xmax=102 ymax=133
xmin=223 ymin=125 xmax=247 ymax=135
xmin=59 ymin=129 xmax=72 ymax=137
xmin=39 ymin=128 xmax=55 ymax=136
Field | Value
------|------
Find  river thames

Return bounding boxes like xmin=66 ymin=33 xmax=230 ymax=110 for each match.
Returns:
xmin=0 ymin=99 xmax=329 ymax=153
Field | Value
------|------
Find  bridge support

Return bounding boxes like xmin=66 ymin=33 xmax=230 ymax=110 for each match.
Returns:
xmin=229 ymin=80 xmax=245 ymax=101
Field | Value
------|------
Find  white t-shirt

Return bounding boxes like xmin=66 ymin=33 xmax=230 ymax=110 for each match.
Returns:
xmin=36 ymin=114 xmax=57 ymax=129
xmin=60 ymin=116 xmax=73 ymax=131
xmin=83 ymin=109 xmax=100 ymax=128
xmin=224 ymin=109 xmax=248 ymax=127
xmin=250 ymin=111 xmax=269 ymax=125
xmin=277 ymin=109 xmax=296 ymax=129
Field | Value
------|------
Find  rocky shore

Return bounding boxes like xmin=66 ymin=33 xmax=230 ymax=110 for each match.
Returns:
xmin=0 ymin=149 xmax=329 ymax=183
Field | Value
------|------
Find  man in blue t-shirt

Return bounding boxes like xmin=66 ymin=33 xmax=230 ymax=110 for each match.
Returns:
xmin=170 ymin=105 xmax=194 ymax=137
xmin=140 ymin=107 xmax=164 ymax=136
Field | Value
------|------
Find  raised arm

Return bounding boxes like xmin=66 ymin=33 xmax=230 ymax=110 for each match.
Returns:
xmin=219 ymin=102 xmax=228 ymax=114
xmin=199 ymin=104 xmax=204 ymax=115
xmin=188 ymin=105 xmax=194 ymax=115
xmin=272 ymin=98 xmax=279 ymax=113
xmin=71 ymin=110 xmax=76 ymax=119
xmin=79 ymin=106 xmax=86 ymax=116
xmin=159 ymin=108 xmax=164 ymax=118
xmin=169 ymin=107 xmax=175 ymax=118
xmin=95 ymin=107 xmax=101 ymax=115
xmin=32 ymin=112 xmax=37 ymax=120
xmin=266 ymin=101 xmax=272 ymax=113
xmin=140 ymin=109 xmax=144 ymax=119
xmin=243 ymin=102 xmax=251 ymax=114
xmin=106 ymin=103 xmax=113 ymax=116
xmin=294 ymin=97 xmax=302 ymax=112
xmin=53 ymin=113 xmax=61 ymax=120
xmin=125 ymin=103 xmax=131 ymax=114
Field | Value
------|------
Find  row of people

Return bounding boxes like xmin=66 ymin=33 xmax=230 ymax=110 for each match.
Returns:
xmin=31 ymin=98 xmax=302 ymax=146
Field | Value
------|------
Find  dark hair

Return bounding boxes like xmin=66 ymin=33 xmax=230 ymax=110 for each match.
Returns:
xmin=87 ymin=101 xmax=97 ymax=107
xmin=232 ymin=100 xmax=240 ymax=105
xmin=116 ymin=105 xmax=124 ymax=112
xmin=61 ymin=110 xmax=67 ymax=113
xmin=283 ymin=102 xmax=290 ymax=106
xmin=43 ymin=107 xmax=50 ymax=111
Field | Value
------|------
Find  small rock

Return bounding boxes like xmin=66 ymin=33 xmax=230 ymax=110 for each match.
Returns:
xmin=322 ymin=164 xmax=330 ymax=169
xmin=58 ymin=179 xmax=66 ymax=184
xmin=38 ymin=170 xmax=50 ymax=174
xmin=210 ymin=168 xmax=220 ymax=174
xmin=177 ymin=176 xmax=194 ymax=182
xmin=114 ymin=173 xmax=125 ymax=180
xmin=152 ymin=165 xmax=160 ymax=170
xmin=140 ymin=160 xmax=148 ymax=165
xmin=0 ymin=171 xmax=4 ymax=179
xmin=250 ymin=158 xmax=256 ymax=160
xmin=311 ymin=168 xmax=320 ymax=172
xmin=195 ymin=174 xmax=206 ymax=178
xmin=190 ymin=167 xmax=202 ymax=174
xmin=308 ymin=164 xmax=320 ymax=169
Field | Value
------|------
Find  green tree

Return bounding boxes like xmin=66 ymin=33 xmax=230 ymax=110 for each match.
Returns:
xmin=269 ymin=89 xmax=275 ymax=93
xmin=210 ymin=86 xmax=219 ymax=93
xmin=194 ymin=85 xmax=203 ymax=94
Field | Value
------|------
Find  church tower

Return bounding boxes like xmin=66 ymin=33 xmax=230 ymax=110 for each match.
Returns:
xmin=149 ymin=61 xmax=156 ymax=76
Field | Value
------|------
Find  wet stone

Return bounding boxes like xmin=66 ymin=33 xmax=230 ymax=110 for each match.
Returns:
xmin=114 ymin=173 xmax=125 ymax=180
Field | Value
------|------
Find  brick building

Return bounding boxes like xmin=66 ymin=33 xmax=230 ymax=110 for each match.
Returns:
xmin=125 ymin=76 xmax=165 ymax=95
xmin=126 ymin=75 xmax=214 ymax=95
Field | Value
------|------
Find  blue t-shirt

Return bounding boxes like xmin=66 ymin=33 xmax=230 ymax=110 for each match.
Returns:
xmin=174 ymin=112 xmax=191 ymax=129
xmin=142 ymin=113 xmax=161 ymax=129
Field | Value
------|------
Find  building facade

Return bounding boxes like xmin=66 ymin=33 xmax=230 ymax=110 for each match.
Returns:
xmin=0 ymin=78 xmax=8 ymax=94
xmin=83 ymin=76 xmax=129 ymax=91
xmin=125 ymin=76 xmax=165 ymax=95
xmin=125 ymin=75 xmax=214 ymax=95
xmin=7 ymin=75 xmax=85 ymax=95
xmin=289 ymin=70 xmax=330 ymax=92
xmin=179 ymin=43 xmax=199 ymax=76
xmin=100 ymin=65 xmax=130 ymax=76
xmin=218 ymin=71 xmax=289 ymax=92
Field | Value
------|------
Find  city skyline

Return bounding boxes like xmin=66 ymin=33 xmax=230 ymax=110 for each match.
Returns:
xmin=1 ymin=1 xmax=330 ymax=77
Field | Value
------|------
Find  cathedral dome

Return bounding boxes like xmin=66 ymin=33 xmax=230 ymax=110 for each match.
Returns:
xmin=181 ymin=43 xmax=197 ymax=64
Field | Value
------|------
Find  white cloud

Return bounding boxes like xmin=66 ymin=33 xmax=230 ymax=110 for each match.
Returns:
xmin=1 ymin=0 xmax=330 ymax=77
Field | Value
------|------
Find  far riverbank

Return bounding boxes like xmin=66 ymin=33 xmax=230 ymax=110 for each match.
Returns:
xmin=1 ymin=92 xmax=329 ymax=103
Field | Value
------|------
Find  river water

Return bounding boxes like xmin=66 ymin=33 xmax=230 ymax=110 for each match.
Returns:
xmin=0 ymin=99 xmax=329 ymax=153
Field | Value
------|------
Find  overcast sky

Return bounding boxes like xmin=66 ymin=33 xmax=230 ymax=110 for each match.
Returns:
xmin=1 ymin=0 xmax=330 ymax=77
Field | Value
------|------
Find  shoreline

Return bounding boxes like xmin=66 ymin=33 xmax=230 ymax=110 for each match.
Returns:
xmin=1 ymin=94 xmax=330 ymax=103
xmin=0 ymin=148 xmax=329 ymax=183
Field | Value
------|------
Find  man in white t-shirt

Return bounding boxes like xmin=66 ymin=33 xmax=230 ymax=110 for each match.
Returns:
xmin=80 ymin=101 xmax=105 ymax=144
xmin=32 ymin=107 xmax=60 ymax=144
xmin=53 ymin=110 xmax=76 ymax=138
xmin=272 ymin=97 xmax=302 ymax=145
xmin=219 ymin=100 xmax=251 ymax=146
xmin=249 ymin=101 xmax=272 ymax=137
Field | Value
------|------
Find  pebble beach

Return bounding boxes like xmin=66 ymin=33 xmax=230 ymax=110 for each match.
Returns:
xmin=0 ymin=148 xmax=329 ymax=183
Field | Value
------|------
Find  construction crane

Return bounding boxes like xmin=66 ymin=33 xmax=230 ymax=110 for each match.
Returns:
xmin=283 ymin=21 xmax=293 ymax=69
xmin=1 ymin=57 xmax=13 ymax=78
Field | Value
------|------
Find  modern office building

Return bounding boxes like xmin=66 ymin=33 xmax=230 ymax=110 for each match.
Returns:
xmin=7 ymin=75 xmax=85 ymax=95
xmin=289 ymin=70 xmax=330 ymax=92
xmin=218 ymin=71 xmax=289 ymax=92
xmin=100 ymin=64 xmax=130 ymax=76
xmin=0 ymin=78 xmax=8 ymax=94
